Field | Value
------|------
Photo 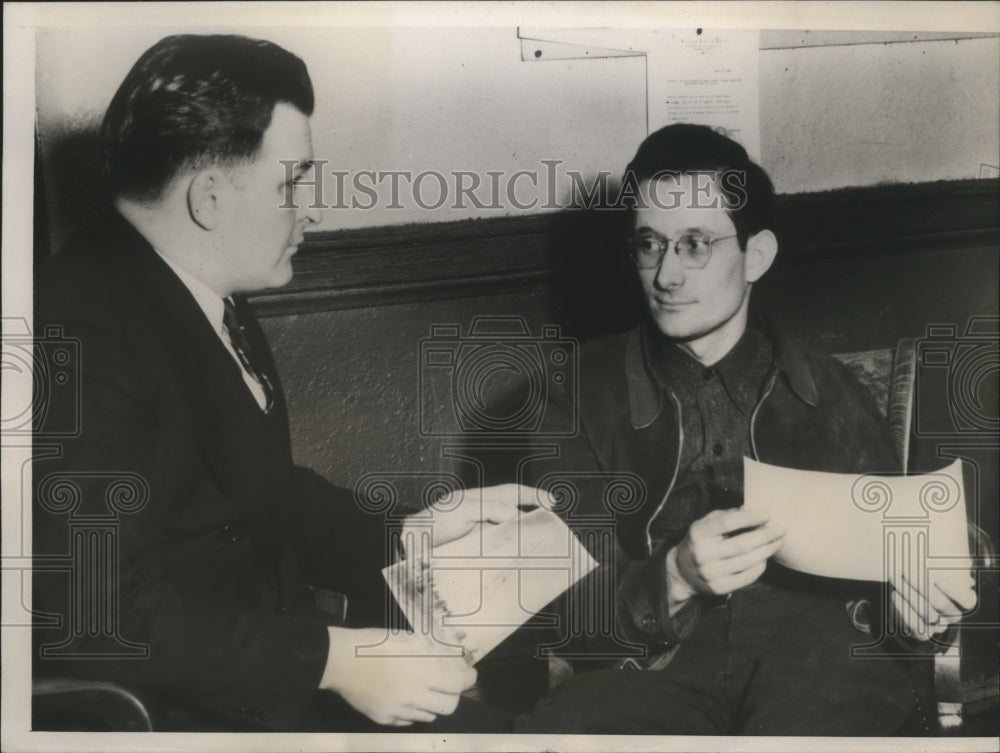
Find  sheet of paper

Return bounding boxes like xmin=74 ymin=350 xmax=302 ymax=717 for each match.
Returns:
xmin=647 ymin=29 xmax=761 ymax=159
xmin=383 ymin=507 xmax=597 ymax=665
xmin=744 ymin=457 xmax=970 ymax=586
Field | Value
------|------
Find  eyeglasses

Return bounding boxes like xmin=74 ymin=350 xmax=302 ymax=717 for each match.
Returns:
xmin=627 ymin=231 xmax=738 ymax=270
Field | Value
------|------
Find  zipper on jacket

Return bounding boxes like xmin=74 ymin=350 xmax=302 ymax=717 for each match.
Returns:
xmin=749 ymin=369 xmax=779 ymax=462
xmin=643 ymin=370 xmax=780 ymax=607
xmin=643 ymin=388 xmax=684 ymax=553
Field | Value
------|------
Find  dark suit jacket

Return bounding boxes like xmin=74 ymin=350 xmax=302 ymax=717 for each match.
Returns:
xmin=33 ymin=211 xmax=392 ymax=730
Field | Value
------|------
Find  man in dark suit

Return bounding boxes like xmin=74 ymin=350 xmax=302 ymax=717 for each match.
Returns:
xmin=33 ymin=33 xmax=526 ymax=732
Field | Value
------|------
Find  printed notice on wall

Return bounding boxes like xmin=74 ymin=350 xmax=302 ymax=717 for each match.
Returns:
xmin=646 ymin=30 xmax=761 ymax=160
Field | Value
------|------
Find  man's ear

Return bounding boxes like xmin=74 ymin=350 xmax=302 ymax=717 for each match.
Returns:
xmin=187 ymin=170 xmax=220 ymax=231
xmin=744 ymin=229 xmax=778 ymax=283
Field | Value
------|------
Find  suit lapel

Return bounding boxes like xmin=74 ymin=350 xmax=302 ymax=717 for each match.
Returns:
xmin=106 ymin=214 xmax=294 ymax=541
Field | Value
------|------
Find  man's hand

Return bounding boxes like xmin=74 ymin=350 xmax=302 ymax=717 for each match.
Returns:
xmin=890 ymin=566 xmax=977 ymax=642
xmin=321 ymin=628 xmax=477 ymax=726
xmin=401 ymin=483 xmax=547 ymax=553
xmin=669 ymin=508 xmax=785 ymax=603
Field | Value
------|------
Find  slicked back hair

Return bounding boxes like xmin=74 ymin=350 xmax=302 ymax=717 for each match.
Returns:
xmin=102 ymin=34 xmax=314 ymax=203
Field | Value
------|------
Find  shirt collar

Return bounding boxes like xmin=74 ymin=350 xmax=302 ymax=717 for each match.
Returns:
xmin=153 ymin=250 xmax=226 ymax=338
xmin=645 ymin=325 xmax=771 ymax=416
xmin=626 ymin=316 xmax=819 ymax=430
xmin=715 ymin=329 xmax=773 ymax=415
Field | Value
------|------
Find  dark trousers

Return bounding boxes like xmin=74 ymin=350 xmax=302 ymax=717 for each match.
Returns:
xmin=515 ymin=582 xmax=933 ymax=735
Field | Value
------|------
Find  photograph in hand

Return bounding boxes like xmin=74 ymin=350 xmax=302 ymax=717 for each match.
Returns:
xmin=386 ymin=507 xmax=597 ymax=665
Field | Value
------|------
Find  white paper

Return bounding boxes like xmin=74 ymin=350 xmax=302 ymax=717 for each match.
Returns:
xmin=744 ymin=457 xmax=970 ymax=587
xmin=383 ymin=507 xmax=597 ymax=665
xmin=647 ymin=29 xmax=761 ymax=159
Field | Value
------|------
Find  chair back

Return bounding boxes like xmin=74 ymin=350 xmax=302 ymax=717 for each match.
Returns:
xmin=832 ymin=339 xmax=916 ymax=471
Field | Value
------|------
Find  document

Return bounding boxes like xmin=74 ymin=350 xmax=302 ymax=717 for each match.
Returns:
xmin=646 ymin=29 xmax=760 ymax=159
xmin=744 ymin=458 xmax=970 ymax=587
xmin=383 ymin=507 xmax=597 ymax=665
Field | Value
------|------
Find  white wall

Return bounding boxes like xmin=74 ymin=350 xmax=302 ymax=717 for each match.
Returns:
xmin=761 ymin=37 xmax=1000 ymax=192
xmin=35 ymin=25 xmax=999 ymax=244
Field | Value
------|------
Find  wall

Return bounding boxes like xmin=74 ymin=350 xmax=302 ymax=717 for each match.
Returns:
xmin=35 ymin=27 xmax=999 ymax=250
xmin=760 ymin=37 xmax=1000 ymax=192
xmin=262 ymin=289 xmax=555 ymax=489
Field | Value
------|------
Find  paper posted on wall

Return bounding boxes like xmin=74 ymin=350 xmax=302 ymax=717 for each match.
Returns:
xmin=744 ymin=457 xmax=970 ymax=588
xmin=382 ymin=507 xmax=597 ymax=665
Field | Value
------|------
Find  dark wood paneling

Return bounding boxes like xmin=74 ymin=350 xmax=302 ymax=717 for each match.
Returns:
xmin=250 ymin=179 xmax=1000 ymax=317
xmin=251 ymin=214 xmax=561 ymax=316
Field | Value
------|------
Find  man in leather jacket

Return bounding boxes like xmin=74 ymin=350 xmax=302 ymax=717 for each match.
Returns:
xmin=514 ymin=124 xmax=977 ymax=735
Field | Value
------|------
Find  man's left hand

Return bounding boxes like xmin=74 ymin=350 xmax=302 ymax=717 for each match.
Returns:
xmin=890 ymin=566 xmax=977 ymax=641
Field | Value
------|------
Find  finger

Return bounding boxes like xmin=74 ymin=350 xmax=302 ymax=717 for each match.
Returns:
xmin=370 ymin=710 xmax=416 ymax=727
xmin=399 ymin=707 xmax=439 ymax=724
xmin=701 ymin=537 xmax=784 ymax=581
xmin=485 ymin=483 xmax=552 ymax=510
xmin=932 ymin=569 xmax=978 ymax=613
xmin=691 ymin=531 xmax=780 ymax=575
xmin=490 ymin=483 xmax=552 ymax=518
xmin=697 ymin=507 xmax=771 ymax=538
xmin=899 ymin=570 xmax=974 ymax=624
xmin=715 ymin=523 xmax=785 ymax=560
xmin=427 ymin=663 xmax=477 ymax=694
xmin=893 ymin=575 xmax=944 ymax=631
xmin=409 ymin=689 xmax=462 ymax=717
xmin=927 ymin=581 xmax=974 ymax=622
xmin=892 ymin=589 xmax=933 ymax=640
xmin=894 ymin=586 xmax=948 ymax=639
xmin=935 ymin=581 xmax=977 ymax=614
xmin=708 ymin=560 xmax=768 ymax=595
xmin=459 ymin=484 xmax=532 ymax=524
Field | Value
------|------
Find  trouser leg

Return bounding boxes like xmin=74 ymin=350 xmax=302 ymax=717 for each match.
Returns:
xmin=729 ymin=588 xmax=930 ymax=735
xmin=515 ymin=608 xmax=732 ymax=734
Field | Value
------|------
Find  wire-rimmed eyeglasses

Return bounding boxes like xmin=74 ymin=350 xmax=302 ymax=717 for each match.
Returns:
xmin=627 ymin=231 xmax=738 ymax=270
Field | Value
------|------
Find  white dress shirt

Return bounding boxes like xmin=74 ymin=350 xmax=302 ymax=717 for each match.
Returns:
xmin=155 ymin=251 xmax=269 ymax=411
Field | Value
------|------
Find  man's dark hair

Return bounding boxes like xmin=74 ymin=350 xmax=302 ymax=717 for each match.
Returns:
xmin=102 ymin=34 xmax=315 ymax=203
xmin=624 ymin=123 xmax=775 ymax=249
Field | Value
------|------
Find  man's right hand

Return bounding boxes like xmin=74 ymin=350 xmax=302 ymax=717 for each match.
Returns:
xmin=321 ymin=627 xmax=476 ymax=727
xmin=668 ymin=508 xmax=785 ymax=604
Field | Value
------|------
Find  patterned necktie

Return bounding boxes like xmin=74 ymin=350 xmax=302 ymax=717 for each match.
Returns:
xmin=222 ymin=297 xmax=274 ymax=413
